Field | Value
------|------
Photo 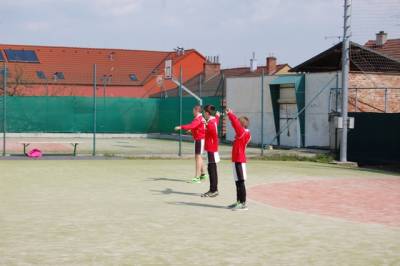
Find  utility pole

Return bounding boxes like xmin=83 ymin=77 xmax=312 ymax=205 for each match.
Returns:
xmin=340 ymin=0 xmax=351 ymax=162
xmin=261 ymin=69 xmax=265 ymax=156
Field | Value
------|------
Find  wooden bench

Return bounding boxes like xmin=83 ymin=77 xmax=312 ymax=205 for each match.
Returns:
xmin=19 ymin=141 xmax=82 ymax=156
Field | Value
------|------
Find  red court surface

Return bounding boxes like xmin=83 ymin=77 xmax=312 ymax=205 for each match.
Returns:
xmin=249 ymin=178 xmax=400 ymax=227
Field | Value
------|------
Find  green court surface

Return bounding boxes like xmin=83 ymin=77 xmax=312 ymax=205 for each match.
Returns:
xmin=1 ymin=160 xmax=399 ymax=265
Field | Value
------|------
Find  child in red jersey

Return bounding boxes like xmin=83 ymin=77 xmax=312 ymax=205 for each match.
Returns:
xmin=201 ymin=105 xmax=220 ymax=197
xmin=226 ymin=108 xmax=251 ymax=210
xmin=175 ymin=105 xmax=207 ymax=183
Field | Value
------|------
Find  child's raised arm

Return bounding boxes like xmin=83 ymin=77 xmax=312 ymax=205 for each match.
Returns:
xmin=227 ymin=109 xmax=245 ymax=136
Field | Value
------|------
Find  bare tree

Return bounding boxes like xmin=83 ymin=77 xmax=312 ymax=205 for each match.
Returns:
xmin=6 ymin=65 xmax=31 ymax=96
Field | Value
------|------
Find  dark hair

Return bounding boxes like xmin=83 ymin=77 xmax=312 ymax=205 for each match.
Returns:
xmin=204 ymin=104 xmax=216 ymax=115
xmin=193 ymin=105 xmax=202 ymax=113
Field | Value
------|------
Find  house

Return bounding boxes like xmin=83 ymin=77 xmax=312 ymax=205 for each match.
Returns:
xmin=0 ymin=44 xmax=206 ymax=97
xmin=151 ymin=55 xmax=291 ymax=98
xmin=365 ymin=31 xmax=400 ymax=60
xmin=225 ymin=32 xmax=400 ymax=150
xmin=286 ymin=32 xmax=400 ymax=150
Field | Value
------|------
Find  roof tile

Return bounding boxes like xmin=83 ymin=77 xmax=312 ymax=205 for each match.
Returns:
xmin=0 ymin=44 xmax=196 ymax=86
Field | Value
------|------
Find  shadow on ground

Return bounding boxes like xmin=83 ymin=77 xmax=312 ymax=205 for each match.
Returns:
xmin=167 ymin=201 xmax=228 ymax=209
xmin=150 ymin=188 xmax=201 ymax=196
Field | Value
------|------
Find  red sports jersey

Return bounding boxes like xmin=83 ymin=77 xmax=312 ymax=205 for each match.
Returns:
xmin=181 ymin=114 xmax=205 ymax=141
xmin=228 ymin=112 xmax=251 ymax=163
xmin=204 ymin=115 xmax=219 ymax=152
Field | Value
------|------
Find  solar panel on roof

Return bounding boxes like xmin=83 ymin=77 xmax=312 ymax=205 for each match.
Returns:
xmin=4 ymin=49 xmax=39 ymax=63
xmin=129 ymin=74 xmax=138 ymax=81
xmin=0 ymin=51 xmax=4 ymax=62
xmin=36 ymin=71 xmax=46 ymax=79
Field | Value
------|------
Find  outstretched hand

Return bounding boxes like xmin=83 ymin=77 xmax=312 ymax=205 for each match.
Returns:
xmin=225 ymin=108 xmax=232 ymax=114
xmin=174 ymin=126 xmax=181 ymax=131
xmin=215 ymin=111 xmax=221 ymax=117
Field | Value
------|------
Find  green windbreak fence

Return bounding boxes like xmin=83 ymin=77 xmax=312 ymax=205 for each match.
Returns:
xmin=3 ymin=96 xmax=221 ymax=133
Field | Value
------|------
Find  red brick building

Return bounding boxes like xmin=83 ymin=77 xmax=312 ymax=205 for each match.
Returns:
xmin=0 ymin=44 xmax=206 ymax=97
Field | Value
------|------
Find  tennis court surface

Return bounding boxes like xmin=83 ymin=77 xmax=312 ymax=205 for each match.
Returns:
xmin=1 ymin=159 xmax=400 ymax=265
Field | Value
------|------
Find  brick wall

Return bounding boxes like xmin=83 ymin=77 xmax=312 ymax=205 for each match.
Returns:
xmin=349 ymin=73 xmax=400 ymax=113
xmin=349 ymin=73 xmax=400 ymax=88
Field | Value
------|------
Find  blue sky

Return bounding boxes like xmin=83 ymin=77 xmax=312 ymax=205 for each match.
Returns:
xmin=0 ymin=0 xmax=399 ymax=67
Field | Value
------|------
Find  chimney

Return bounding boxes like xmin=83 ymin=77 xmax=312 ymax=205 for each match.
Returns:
xmin=204 ymin=56 xmax=221 ymax=81
xmin=376 ymin=31 xmax=388 ymax=46
xmin=266 ymin=56 xmax=277 ymax=75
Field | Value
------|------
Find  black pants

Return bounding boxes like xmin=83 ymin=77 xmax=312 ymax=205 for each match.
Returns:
xmin=207 ymin=152 xmax=218 ymax=192
xmin=235 ymin=180 xmax=246 ymax=203
xmin=234 ymin=163 xmax=246 ymax=203
xmin=208 ymin=163 xmax=218 ymax=192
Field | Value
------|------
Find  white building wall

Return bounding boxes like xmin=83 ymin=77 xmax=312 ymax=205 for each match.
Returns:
xmin=305 ymin=72 xmax=340 ymax=148
xmin=226 ymin=76 xmax=277 ymax=145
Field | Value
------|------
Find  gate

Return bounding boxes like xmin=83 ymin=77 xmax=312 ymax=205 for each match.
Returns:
xmin=347 ymin=112 xmax=400 ymax=164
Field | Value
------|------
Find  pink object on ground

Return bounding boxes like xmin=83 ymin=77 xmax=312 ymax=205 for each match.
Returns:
xmin=248 ymin=178 xmax=400 ymax=227
xmin=27 ymin=148 xmax=43 ymax=158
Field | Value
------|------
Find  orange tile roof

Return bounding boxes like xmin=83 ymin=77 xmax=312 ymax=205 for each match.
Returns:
xmin=0 ymin=44 xmax=202 ymax=86
xmin=364 ymin=39 xmax=400 ymax=61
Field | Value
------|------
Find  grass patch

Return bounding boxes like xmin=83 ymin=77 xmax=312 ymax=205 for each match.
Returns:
xmin=259 ymin=153 xmax=335 ymax=163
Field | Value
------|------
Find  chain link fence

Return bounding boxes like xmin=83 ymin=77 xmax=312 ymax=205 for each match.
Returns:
xmin=0 ymin=60 xmax=226 ymax=157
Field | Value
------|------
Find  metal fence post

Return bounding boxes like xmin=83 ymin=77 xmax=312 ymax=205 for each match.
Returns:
xmin=2 ymin=62 xmax=7 ymax=156
xmin=384 ymin=88 xmax=388 ymax=113
xmin=178 ymin=65 xmax=183 ymax=157
xmin=93 ymin=64 xmax=97 ymax=156
xmin=261 ymin=69 xmax=265 ymax=156
xmin=355 ymin=88 xmax=358 ymax=112
xmin=199 ymin=74 xmax=202 ymax=99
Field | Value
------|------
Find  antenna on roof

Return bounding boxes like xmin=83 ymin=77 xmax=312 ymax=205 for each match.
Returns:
xmin=250 ymin=52 xmax=257 ymax=72
xmin=174 ymin=47 xmax=185 ymax=56
xmin=325 ymin=35 xmax=342 ymax=45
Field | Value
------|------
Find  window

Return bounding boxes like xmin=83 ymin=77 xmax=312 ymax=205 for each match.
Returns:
xmin=36 ymin=71 xmax=46 ymax=79
xmin=4 ymin=49 xmax=39 ymax=63
xmin=0 ymin=51 xmax=4 ymax=62
xmin=54 ymin=72 xmax=65 ymax=80
xmin=129 ymin=74 xmax=138 ymax=81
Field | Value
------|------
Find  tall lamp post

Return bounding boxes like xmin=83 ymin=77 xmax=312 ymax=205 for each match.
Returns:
xmin=340 ymin=0 xmax=351 ymax=162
